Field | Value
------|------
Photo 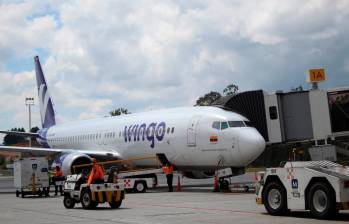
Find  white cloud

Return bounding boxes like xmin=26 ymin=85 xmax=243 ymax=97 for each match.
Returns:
xmin=0 ymin=0 xmax=349 ymax=141
xmin=0 ymin=2 xmax=57 ymax=61
xmin=78 ymin=112 xmax=98 ymax=120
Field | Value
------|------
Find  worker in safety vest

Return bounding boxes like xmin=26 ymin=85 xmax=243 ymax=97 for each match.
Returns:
xmin=87 ymin=158 xmax=105 ymax=186
xmin=53 ymin=166 xmax=64 ymax=196
xmin=162 ymin=163 xmax=174 ymax=192
xmin=46 ymin=168 xmax=55 ymax=196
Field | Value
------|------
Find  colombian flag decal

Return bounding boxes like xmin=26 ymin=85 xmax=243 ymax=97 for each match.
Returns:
xmin=210 ymin=135 xmax=218 ymax=143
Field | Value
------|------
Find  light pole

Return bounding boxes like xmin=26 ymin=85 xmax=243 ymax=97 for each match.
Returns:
xmin=25 ymin=97 xmax=34 ymax=147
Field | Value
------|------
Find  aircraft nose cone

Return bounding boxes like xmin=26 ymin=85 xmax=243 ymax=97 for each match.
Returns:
xmin=238 ymin=129 xmax=265 ymax=165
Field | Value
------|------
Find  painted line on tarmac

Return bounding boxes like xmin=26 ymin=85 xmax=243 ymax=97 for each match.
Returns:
xmin=140 ymin=203 xmax=261 ymax=215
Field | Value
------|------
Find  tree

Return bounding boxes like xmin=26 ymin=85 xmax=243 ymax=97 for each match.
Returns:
xmin=195 ymin=82 xmax=239 ymax=106
xmin=30 ymin=127 xmax=39 ymax=133
xmin=195 ymin=91 xmax=222 ymax=106
xmin=3 ymin=127 xmax=26 ymax=145
xmin=109 ymin=108 xmax=130 ymax=116
xmin=223 ymin=83 xmax=239 ymax=96
xmin=30 ymin=126 xmax=40 ymax=144
xmin=291 ymin=85 xmax=303 ymax=92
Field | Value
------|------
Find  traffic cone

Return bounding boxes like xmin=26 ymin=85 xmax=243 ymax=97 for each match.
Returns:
xmin=253 ymin=172 xmax=258 ymax=182
xmin=176 ymin=176 xmax=182 ymax=192
xmin=213 ymin=175 xmax=220 ymax=192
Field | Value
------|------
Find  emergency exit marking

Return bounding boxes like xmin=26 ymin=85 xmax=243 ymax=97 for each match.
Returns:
xmin=308 ymin=68 xmax=326 ymax=82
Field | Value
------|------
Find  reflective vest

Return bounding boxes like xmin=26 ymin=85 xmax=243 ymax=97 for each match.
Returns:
xmin=56 ymin=170 xmax=64 ymax=177
xmin=48 ymin=170 xmax=56 ymax=178
xmin=87 ymin=165 xmax=104 ymax=186
xmin=162 ymin=165 xmax=173 ymax=175
xmin=49 ymin=169 xmax=63 ymax=177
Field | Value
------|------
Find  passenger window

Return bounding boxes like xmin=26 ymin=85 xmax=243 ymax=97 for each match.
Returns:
xmin=167 ymin=127 xmax=170 ymax=134
xmin=228 ymin=121 xmax=245 ymax=127
xmin=221 ymin=122 xmax=229 ymax=130
xmin=212 ymin=121 xmax=220 ymax=130
xmin=171 ymin=127 xmax=175 ymax=133
xmin=269 ymin=106 xmax=278 ymax=120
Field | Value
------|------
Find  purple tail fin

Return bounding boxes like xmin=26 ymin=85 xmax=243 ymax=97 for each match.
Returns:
xmin=34 ymin=56 xmax=56 ymax=128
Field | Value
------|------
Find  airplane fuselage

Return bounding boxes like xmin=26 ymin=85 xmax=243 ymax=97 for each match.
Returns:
xmin=39 ymin=106 xmax=265 ymax=170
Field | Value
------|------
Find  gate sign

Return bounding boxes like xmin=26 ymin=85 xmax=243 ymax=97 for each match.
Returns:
xmin=308 ymin=68 xmax=326 ymax=82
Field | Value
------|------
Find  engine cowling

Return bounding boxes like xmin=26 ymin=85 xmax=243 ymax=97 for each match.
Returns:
xmin=61 ymin=153 xmax=92 ymax=176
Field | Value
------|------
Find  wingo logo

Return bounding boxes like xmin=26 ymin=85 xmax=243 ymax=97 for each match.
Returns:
xmin=124 ymin=122 xmax=166 ymax=148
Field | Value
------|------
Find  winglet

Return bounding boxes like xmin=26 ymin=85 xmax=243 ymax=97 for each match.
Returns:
xmin=34 ymin=56 xmax=56 ymax=128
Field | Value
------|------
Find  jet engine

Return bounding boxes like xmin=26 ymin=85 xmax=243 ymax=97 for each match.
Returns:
xmin=61 ymin=153 xmax=92 ymax=176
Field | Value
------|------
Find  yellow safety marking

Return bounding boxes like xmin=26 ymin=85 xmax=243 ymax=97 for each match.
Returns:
xmin=91 ymin=191 xmax=96 ymax=201
xmin=115 ymin=191 xmax=121 ymax=201
xmin=106 ymin=191 xmax=112 ymax=202
xmin=256 ymin=197 xmax=263 ymax=205
xmin=98 ymin=191 xmax=104 ymax=203
xmin=32 ymin=173 xmax=37 ymax=194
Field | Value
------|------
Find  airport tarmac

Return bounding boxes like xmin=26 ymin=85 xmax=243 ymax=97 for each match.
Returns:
xmin=0 ymin=173 xmax=256 ymax=193
xmin=1 ymin=189 xmax=348 ymax=224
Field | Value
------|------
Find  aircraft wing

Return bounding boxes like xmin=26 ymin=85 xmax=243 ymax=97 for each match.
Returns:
xmin=0 ymin=131 xmax=39 ymax=138
xmin=0 ymin=145 xmax=121 ymax=158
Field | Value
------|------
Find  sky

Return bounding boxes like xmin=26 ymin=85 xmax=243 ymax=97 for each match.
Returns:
xmin=1 ymin=0 xmax=349 ymax=142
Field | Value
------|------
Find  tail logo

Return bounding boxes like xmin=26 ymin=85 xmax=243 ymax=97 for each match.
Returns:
xmin=39 ymin=83 xmax=50 ymax=124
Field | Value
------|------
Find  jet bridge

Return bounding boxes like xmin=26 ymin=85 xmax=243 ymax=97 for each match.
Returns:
xmin=214 ymin=87 xmax=349 ymax=161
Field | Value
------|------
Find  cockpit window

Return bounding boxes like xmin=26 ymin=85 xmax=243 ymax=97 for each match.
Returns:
xmin=213 ymin=120 xmax=252 ymax=130
xmin=221 ymin=122 xmax=229 ymax=130
xmin=212 ymin=121 xmax=220 ymax=130
xmin=244 ymin=121 xmax=254 ymax=127
xmin=228 ymin=121 xmax=245 ymax=127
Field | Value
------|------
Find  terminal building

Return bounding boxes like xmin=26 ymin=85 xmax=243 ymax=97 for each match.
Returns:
xmin=214 ymin=87 xmax=349 ymax=164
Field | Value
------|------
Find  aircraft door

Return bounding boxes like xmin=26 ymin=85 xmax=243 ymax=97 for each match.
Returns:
xmin=187 ymin=116 xmax=201 ymax=147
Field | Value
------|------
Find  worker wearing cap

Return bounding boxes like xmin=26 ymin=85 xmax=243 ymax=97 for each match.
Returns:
xmin=87 ymin=158 xmax=105 ymax=186
xmin=162 ymin=163 xmax=174 ymax=192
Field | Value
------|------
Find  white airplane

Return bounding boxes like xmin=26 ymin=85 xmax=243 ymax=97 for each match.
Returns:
xmin=0 ymin=56 xmax=265 ymax=178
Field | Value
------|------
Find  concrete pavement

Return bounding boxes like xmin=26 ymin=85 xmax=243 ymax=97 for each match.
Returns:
xmin=0 ymin=189 xmax=348 ymax=224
